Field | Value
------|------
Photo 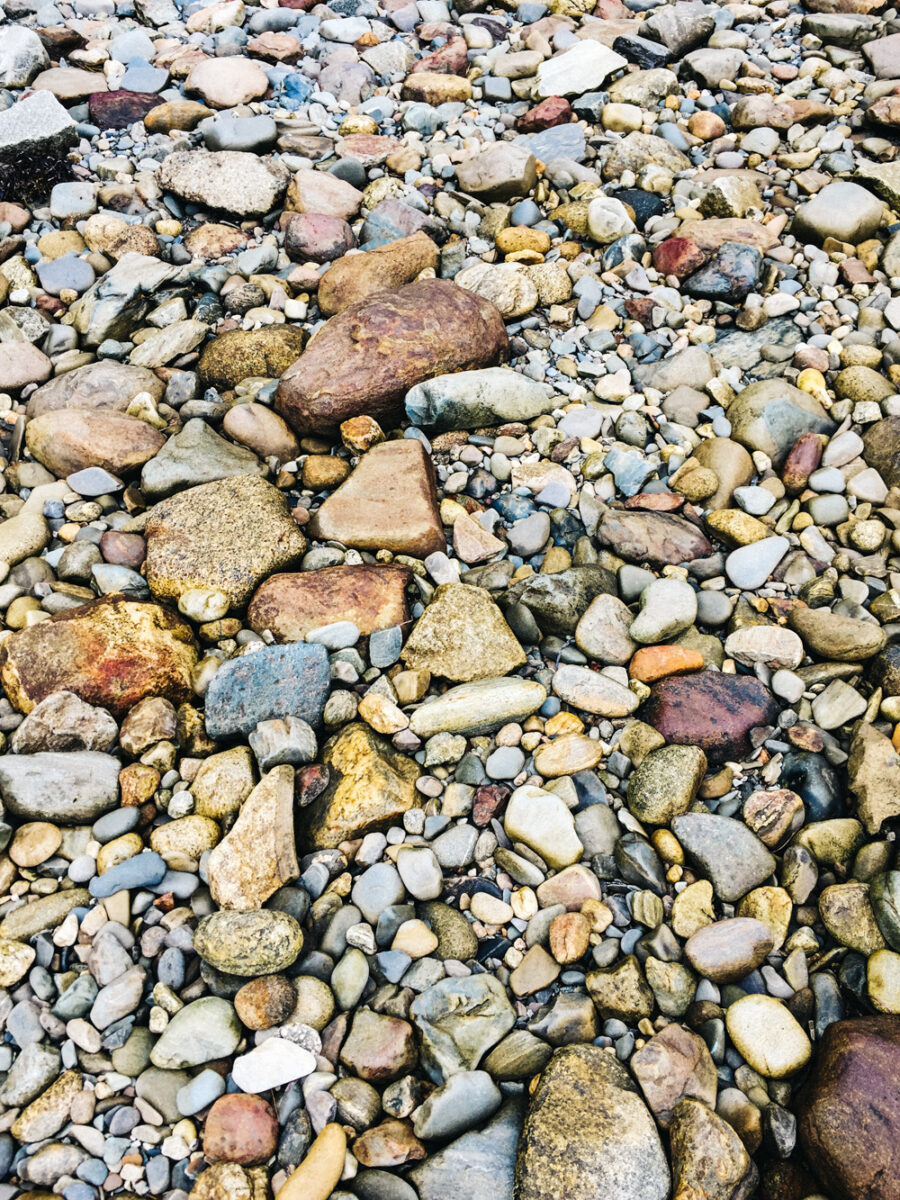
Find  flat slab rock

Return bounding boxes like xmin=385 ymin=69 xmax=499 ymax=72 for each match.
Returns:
xmin=156 ymin=150 xmax=290 ymax=216
xmin=309 ymin=438 xmax=445 ymax=558
xmin=248 ymin=563 xmax=410 ymax=641
xmin=642 ymin=670 xmax=779 ymax=764
xmin=0 ymin=751 xmax=120 ymax=824
xmin=0 ymin=596 xmax=198 ymax=716
xmin=274 ymin=278 xmax=509 ymax=434
xmin=597 ymin=510 xmax=713 ymax=567
xmin=204 ymin=641 xmax=330 ymax=739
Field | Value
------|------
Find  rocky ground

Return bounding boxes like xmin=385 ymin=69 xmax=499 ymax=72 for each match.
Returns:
xmin=0 ymin=0 xmax=899 ymax=1197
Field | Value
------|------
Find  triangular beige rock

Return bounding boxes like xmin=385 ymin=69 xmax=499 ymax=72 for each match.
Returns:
xmin=207 ymin=765 xmax=298 ymax=909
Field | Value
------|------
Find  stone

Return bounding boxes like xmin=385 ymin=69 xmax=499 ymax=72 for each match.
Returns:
xmin=204 ymin=1094 xmax=278 ymax=1166
xmin=340 ymin=1008 xmax=417 ymax=1082
xmin=277 ymin=1124 xmax=346 ymax=1200
xmin=0 ymin=342 xmax=52 ymax=391
xmin=575 ymin=594 xmax=637 ymax=664
xmin=672 ymin=813 xmax=776 ymax=901
xmin=724 ymin=625 xmax=804 ymax=670
xmin=156 ymin=150 xmax=289 ymax=216
xmin=409 ymin=677 xmax=546 ymax=738
xmin=275 ymin=280 xmax=508 ymax=434
xmin=597 ymin=510 xmax=712 ymax=566
xmin=301 ymin=723 xmax=420 ymax=849
xmin=669 ymin=1098 xmax=757 ymax=1200
xmin=286 ymin=170 xmax=362 ymax=220
xmin=205 ymin=642 xmax=330 ymax=739
xmin=798 ymin=1017 xmax=900 ymax=1200
xmin=0 ymin=597 xmax=197 ymax=716
xmin=504 ymin=784 xmax=583 ymax=868
xmin=144 ymin=475 xmax=307 ymax=610
xmin=69 ymin=253 xmax=181 ymax=347
xmin=318 ymin=232 xmax=438 ymax=316
xmin=150 ymin=997 xmax=242 ymax=1068
xmin=401 ymin=583 xmax=524 ymax=682
xmin=308 ymin=439 xmax=444 ymax=558
xmin=792 ymin=181 xmax=886 ymax=244
xmin=848 ymin=723 xmax=900 ymax=835
xmin=0 ymin=28 xmax=49 ymax=89
xmin=0 ymin=751 xmax=119 ymax=824
xmin=643 ymin=671 xmax=779 ymax=764
xmin=10 ymin=1071 xmax=81 ymax=1144
xmin=727 ymin=379 xmax=835 ymax=466
xmin=25 ymin=409 xmax=165 ymax=478
xmin=26 ymin=360 xmax=164 ymax=419
xmin=410 ymin=1099 xmax=522 ymax=1200
xmin=195 ymin=909 xmax=304 ymax=976
xmin=411 ymin=975 xmax=515 ymax=1082
xmin=631 ymin=1024 xmax=717 ymax=1128
xmin=684 ymin=917 xmax=774 ymax=983
xmin=788 ymin=607 xmax=886 ymax=662
xmin=626 ymin=744 xmax=706 ymax=825
xmin=552 ymin=666 xmax=639 ymax=718
xmin=516 ymin=1045 xmax=669 ymax=1200
xmin=862 ymin=418 xmax=900 ymax=488
xmin=208 ymin=765 xmax=298 ymax=909
xmin=536 ymin=42 xmax=628 ymax=98
xmin=0 ymin=889 xmax=91 ymax=942
xmin=406 ymin=368 xmax=554 ymax=430
xmin=198 ymin=327 xmax=307 ymax=389
xmin=726 ymin=995 xmax=812 ymax=1078
xmin=248 ymin=564 xmax=408 ymax=643
xmin=456 ymin=144 xmax=538 ymax=202
xmin=0 ymin=90 xmax=77 ymax=162
xmin=140 ymin=418 xmax=266 ymax=501
xmin=0 ymin=512 xmax=49 ymax=569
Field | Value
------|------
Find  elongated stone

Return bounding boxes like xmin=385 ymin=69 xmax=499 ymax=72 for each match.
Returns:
xmin=409 ymin=677 xmax=547 ymax=739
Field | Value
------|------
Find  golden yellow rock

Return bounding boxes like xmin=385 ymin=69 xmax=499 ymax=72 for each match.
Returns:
xmin=12 ymin=1070 xmax=82 ymax=1142
xmin=301 ymin=723 xmax=420 ymax=849
xmin=671 ymin=879 xmax=716 ymax=939
xmin=276 ymin=1123 xmax=347 ymax=1200
xmin=534 ymin=733 xmax=603 ymax=777
xmin=150 ymin=815 xmax=219 ymax=868
xmin=9 ymin=822 xmax=61 ymax=868
xmin=358 ymin=693 xmax=409 ymax=735
xmin=496 ymin=226 xmax=551 ymax=255
xmin=797 ymin=368 xmax=827 ymax=395
xmin=705 ymin=509 xmax=770 ymax=547
xmin=191 ymin=746 xmax=255 ymax=819
xmin=97 ymin=833 xmax=144 ymax=875
xmin=0 ymin=936 xmax=36 ymax=986
xmin=544 ymin=711 xmax=583 ymax=737
xmin=207 ymin=765 xmax=298 ymax=910
xmin=737 ymin=886 xmax=792 ymax=951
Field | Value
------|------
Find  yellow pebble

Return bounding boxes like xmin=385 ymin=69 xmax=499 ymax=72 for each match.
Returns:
xmin=544 ymin=711 xmax=584 ymax=737
xmin=97 ymin=833 xmax=144 ymax=875
xmin=276 ymin=1124 xmax=347 ymax=1200
xmin=797 ymin=368 xmax=826 ymax=394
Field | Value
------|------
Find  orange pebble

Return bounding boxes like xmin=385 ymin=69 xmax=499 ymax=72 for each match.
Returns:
xmin=893 ymin=724 xmax=900 ymax=752
xmin=688 ymin=111 xmax=726 ymax=140
xmin=629 ymin=645 xmax=705 ymax=684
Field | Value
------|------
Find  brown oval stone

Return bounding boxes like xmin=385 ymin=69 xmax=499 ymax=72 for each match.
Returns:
xmin=234 ymin=975 xmax=297 ymax=1031
xmin=9 ymin=822 xmax=62 ymax=868
xmin=798 ymin=1017 xmax=900 ymax=1200
xmin=99 ymin=531 xmax=146 ymax=569
xmin=274 ymin=279 xmax=508 ymax=435
xmin=248 ymin=564 xmax=410 ymax=642
xmin=652 ymin=237 xmax=710 ymax=279
xmin=203 ymin=1093 xmax=278 ymax=1165
xmin=642 ymin=670 xmax=779 ymax=764
xmin=629 ymin=645 xmax=705 ymax=684
xmin=25 ymin=409 xmax=166 ymax=477
xmin=742 ymin=788 xmax=805 ymax=847
xmin=284 ymin=212 xmax=355 ymax=263
xmin=318 ymin=232 xmax=439 ymax=317
xmin=684 ymin=917 xmax=774 ymax=984
xmin=782 ymin=431 xmax=823 ymax=493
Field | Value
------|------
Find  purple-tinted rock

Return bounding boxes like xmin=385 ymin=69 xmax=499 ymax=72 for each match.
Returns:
xmin=642 ymin=671 xmax=779 ymax=764
xmin=89 ymin=90 xmax=158 ymax=129
xmin=684 ymin=241 xmax=763 ymax=302
xmin=596 ymin=510 xmax=713 ymax=567
xmin=360 ymin=198 xmax=447 ymax=248
xmin=284 ymin=212 xmax=355 ymax=263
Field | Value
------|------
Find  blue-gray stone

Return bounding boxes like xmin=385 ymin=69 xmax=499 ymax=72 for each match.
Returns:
xmin=89 ymin=851 xmax=168 ymax=898
xmin=91 ymin=563 xmax=150 ymax=598
xmin=92 ymin=807 xmax=141 ymax=843
xmin=369 ymin=625 xmax=403 ymax=668
xmin=204 ymin=642 xmax=330 ymax=739
xmin=36 ymin=254 xmax=95 ymax=296
xmin=66 ymin=467 xmax=123 ymax=496
xmin=516 ymin=123 xmax=586 ymax=163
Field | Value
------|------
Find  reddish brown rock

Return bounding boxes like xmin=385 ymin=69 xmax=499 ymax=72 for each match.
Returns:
xmin=353 ymin=1120 xmax=425 ymax=1168
xmin=275 ymin=279 xmax=508 ymax=434
xmin=203 ymin=1094 xmax=278 ymax=1165
xmin=596 ymin=510 xmax=713 ymax=567
xmin=308 ymin=438 xmax=445 ymax=558
xmin=99 ymin=532 xmax=146 ymax=568
xmin=868 ymin=95 xmax=900 ymax=129
xmin=89 ymin=90 xmax=158 ymax=129
xmin=683 ymin=218 xmax=780 ymax=253
xmin=798 ymin=1017 xmax=900 ymax=1200
xmin=411 ymin=36 xmax=467 ymax=74
xmin=25 ymin=409 xmax=165 ymax=478
xmin=318 ymin=232 xmax=439 ymax=316
xmin=284 ymin=212 xmax=355 ymax=263
xmin=248 ymin=564 xmax=410 ymax=642
xmin=0 ymin=597 xmax=198 ymax=716
xmin=516 ymin=96 xmax=572 ymax=133
xmin=234 ymin=976 xmax=296 ymax=1031
xmin=631 ymin=1024 xmax=718 ymax=1128
xmin=340 ymin=1008 xmax=418 ymax=1082
xmin=782 ymin=432 xmax=823 ymax=493
xmin=652 ymin=237 xmax=710 ymax=279
xmin=642 ymin=671 xmax=780 ymax=764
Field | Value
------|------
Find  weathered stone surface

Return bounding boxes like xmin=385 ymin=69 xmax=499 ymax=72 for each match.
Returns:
xmin=25 ymin=409 xmax=166 ymax=477
xmin=411 ymin=975 xmax=515 ymax=1082
xmin=144 ymin=475 xmax=307 ymax=610
xmin=642 ymin=671 xmax=779 ymax=764
xmin=848 ymin=722 xmax=900 ymax=834
xmin=198 ymin=326 xmax=307 ymax=388
xmin=669 ymin=1098 xmax=757 ymax=1200
xmin=26 ymin=360 xmax=164 ymax=418
xmin=318 ymin=231 xmax=439 ymax=315
xmin=157 ymin=150 xmax=290 ymax=216
xmin=208 ymin=765 xmax=298 ymax=909
xmin=405 ymin=368 xmax=556 ymax=430
xmin=671 ymin=813 xmax=777 ymax=902
xmin=0 ymin=751 xmax=120 ymax=824
xmin=301 ymin=723 xmax=420 ymax=849
xmin=308 ymin=438 xmax=444 ymax=558
xmin=630 ymin=1025 xmax=718 ymax=1129
xmin=409 ymin=677 xmax=546 ymax=738
xmin=248 ymin=564 xmax=410 ymax=641
xmin=401 ymin=583 xmax=525 ymax=682
xmin=727 ymin=379 xmax=835 ymax=466
xmin=140 ymin=417 xmax=267 ymax=501
xmin=204 ymin=642 xmax=330 ymax=739
xmin=275 ymin=279 xmax=508 ymax=434
xmin=516 ymin=1044 xmax=669 ymax=1200
xmin=194 ymin=910 xmax=304 ymax=976
xmin=597 ymin=510 xmax=712 ymax=566
xmin=0 ymin=597 xmax=198 ymax=716
xmin=798 ymin=1017 xmax=900 ymax=1200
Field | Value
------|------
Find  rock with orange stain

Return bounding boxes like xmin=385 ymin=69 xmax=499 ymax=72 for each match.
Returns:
xmin=629 ymin=645 xmax=705 ymax=684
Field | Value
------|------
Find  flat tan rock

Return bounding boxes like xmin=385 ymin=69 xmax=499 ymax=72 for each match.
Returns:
xmin=25 ymin=408 xmax=166 ymax=477
xmin=309 ymin=439 xmax=444 ymax=558
xmin=318 ymin=232 xmax=439 ymax=316
xmin=25 ymin=360 xmax=164 ymax=418
xmin=207 ymin=765 xmax=299 ymax=909
xmin=248 ymin=564 xmax=411 ymax=641
xmin=401 ymin=583 xmax=525 ymax=682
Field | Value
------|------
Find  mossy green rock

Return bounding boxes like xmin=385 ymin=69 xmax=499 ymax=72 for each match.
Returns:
xmin=193 ymin=909 xmax=304 ymax=976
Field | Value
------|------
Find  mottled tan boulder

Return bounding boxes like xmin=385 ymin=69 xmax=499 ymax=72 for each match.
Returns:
xmin=309 ymin=439 xmax=444 ymax=558
xmin=222 ymin=403 xmax=299 ymax=463
xmin=275 ymin=279 xmax=508 ymax=434
xmin=144 ymin=475 xmax=307 ymax=610
xmin=208 ymin=765 xmax=298 ymax=909
xmin=285 ymin=169 xmax=363 ymax=221
xmin=198 ymin=326 xmax=307 ymax=389
xmin=25 ymin=409 xmax=166 ymax=477
xmin=669 ymin=1098 xmax=757 ymax=1200
xmin=630 ymin=1024 xmax=718 ymax=1129
xmin=401 ymin=583 xmax=525 ymax=682
xmin=26 ymin=361 xmax=164 ymax=419
xmin=183 ymin=223 xmax=250 ymax=259
xmin=301 ymin=723 xmax=420 ymax=849
xmin=248 ymin=564 xmax=410 ymax=641
xmin=0 ymin=597 xmax=198 ymax=716
xmin=848 ymin=722 xmax=900 ymax=834
xmin=318 ymin=232 xmax=439 ymax=316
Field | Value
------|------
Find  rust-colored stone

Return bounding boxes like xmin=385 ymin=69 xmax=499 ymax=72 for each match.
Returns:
xmin=274 ymin=279 xmax=508 ymax=435
xmin=782 ymin=431 xmax=824 ymax=493
xmin=629 ymin=645 xmax=705 ymax=684
xmin=642 ymin=671 xmax=779 ymax=764
xmin=318 ymin=232 xmax=439 ymax=316
xmin=203 ymin=1094 xmax=278 ymax=1165
xmin=248 ymin=563 xmax=410 ymax=642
